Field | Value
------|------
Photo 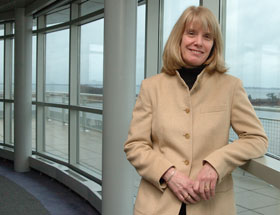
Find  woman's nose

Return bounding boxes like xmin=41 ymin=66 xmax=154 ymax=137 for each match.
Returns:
xmin=194 ymin=35 xmax=203 ymax=46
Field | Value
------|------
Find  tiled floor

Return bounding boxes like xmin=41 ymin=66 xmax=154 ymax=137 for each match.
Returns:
xmin=233 ymin=168 xmax=280 ymax=215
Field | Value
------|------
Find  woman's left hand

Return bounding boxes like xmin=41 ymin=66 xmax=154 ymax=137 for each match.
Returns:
xmin=193 ymin=162 xmax=218 ymax=201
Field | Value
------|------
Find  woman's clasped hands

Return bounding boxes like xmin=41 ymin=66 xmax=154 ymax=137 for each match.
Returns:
xmin=163 ymin=162 xmax=218 ymax=204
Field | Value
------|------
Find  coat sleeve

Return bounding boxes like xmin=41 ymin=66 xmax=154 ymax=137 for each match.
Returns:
xmin=204 ymin=79 xmax=268 ymax=184
xmin=124 ymin=80 xmax=174 ymax=192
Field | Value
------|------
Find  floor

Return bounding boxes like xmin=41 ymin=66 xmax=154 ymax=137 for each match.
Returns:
xmin=233 ymin=168 xmax=280 ymax=215
xmin=0 ymin=158 xmax=100 ymax=215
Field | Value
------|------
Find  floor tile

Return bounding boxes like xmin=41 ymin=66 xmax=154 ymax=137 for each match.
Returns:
xmin=233 ymin=174 xmax=269 ymax=190
xmin=236 ymin=205 xmax=249 ymax=213
xmin=238 ymin=210 xmax=263 ymax=215
xmin=253 ymin=185 xmax=280 ymax=200
xmin=255 ymin=204 xmax=280 ymax=215
xmin=235 ymin=190 xmax=280 ymax=210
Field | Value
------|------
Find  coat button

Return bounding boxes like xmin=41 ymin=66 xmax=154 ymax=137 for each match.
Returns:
xmin=185 ymin=108 xmax=190 ymax=113
xmin=184 ymin=133 xmax=190 ymax=139
xmin=184 ymin=160 xmax=189 ymax=165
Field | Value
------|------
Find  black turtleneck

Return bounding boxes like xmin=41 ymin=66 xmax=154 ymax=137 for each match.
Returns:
xmin=178 ymin=65 xmax=206 ymax=90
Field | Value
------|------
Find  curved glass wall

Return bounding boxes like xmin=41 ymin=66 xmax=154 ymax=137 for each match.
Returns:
xmin=0 ymin=24 xmax=4 ymax=36
xmin=225 ymin=0 xmax=280 ymax=159
xmin=80 ymin=19 xmax=104 ymax=109
xmin=46 ymin=29 xmax=70 ymax=105
xmin=162 ymin=0 xmax=199 ymax=47
xmin=0 ymin=40 xmax=3 ymax=142
xmin=0 ymin=40 xmax=3 ymax=98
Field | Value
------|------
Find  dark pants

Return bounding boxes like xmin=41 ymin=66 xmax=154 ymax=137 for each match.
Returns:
xmin=179 ymin=203 xmax=186 ymax=215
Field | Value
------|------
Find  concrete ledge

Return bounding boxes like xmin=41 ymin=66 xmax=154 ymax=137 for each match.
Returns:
xmin=29 ymin=155 xmax=102 ymax=213
xmin=241 ymin=155 xmax=280 ymax=189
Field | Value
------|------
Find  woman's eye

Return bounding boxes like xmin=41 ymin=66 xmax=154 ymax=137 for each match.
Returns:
xmin=204 ymin=34 xmax=212 ymax=40
xmin=187 ymin=31 xmax=195 ymax=36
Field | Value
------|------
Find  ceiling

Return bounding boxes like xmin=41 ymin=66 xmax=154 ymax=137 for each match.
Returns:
xmin=0 ymin=0 xmax=36 ymax=13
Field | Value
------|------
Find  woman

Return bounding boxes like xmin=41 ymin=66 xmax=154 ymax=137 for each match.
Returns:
xmin=124 ymin=6 xmax=268 ymax=215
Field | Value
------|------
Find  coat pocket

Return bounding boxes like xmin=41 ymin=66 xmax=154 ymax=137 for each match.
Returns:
xmin=200 ymin=105 xmax=227 ymax=113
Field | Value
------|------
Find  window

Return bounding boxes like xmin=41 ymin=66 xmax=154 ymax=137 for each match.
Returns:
xmin=79 ymin=111 xmax=102 ymax=173
xmin=45 ymin=107 xmax=69 ymax=160
xmin=162 ymin=0 xmax=199 ymax=47
xmin=0 ymin=40 xmax=3 ymax=143
xmin=0 ymin=40 xmax=3 ymax=98
xmin=80 ymin=0 xmax=104 ymax=16
xmin=0 ymin=24 xmax=4 ymax=36
xmin=46 ymin=29 xmax=69 ymax=104
xmin=46 ymin=6 xmax=70 ymax=27
xmin=80 ymin=19 xmax=104 ymax=109
xmin=136 ymin=4 xmax=146 ymax=94
xmin=225 ymin=0 xmax=280 ymax=159
xmin=32 ymin=36 xmax=36 ymax=101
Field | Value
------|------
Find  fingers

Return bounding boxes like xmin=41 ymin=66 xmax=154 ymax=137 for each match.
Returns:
xmin=194 ymin=163 xmax=218 ymax=201
xmin=182 ymin=192 xmax=199 ymax=205
xmin=204 ymin=183 xmax=211 ymax=200
xmin=166 ymin=170 xmax=200 ymax=204
xmin=210 ymin=179 xmax=216 ymax=198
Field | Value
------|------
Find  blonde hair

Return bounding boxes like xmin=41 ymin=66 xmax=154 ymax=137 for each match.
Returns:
xmin=161 ymin=6 xmax=227 ymax=75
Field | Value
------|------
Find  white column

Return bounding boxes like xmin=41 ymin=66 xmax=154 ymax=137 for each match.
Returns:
xmin=14 ymin=8 xmax=33 ymax=172
xmin=102 ymin=0 xmax=137 ymax=214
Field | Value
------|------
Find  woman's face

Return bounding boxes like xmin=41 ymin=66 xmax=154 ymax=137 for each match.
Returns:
xmin=180 ymin=23 xmax=214 ymax=68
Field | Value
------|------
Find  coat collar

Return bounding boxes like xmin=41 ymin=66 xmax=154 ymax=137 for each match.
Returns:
xmin=175 ymin=67 xmax=208 ymax=92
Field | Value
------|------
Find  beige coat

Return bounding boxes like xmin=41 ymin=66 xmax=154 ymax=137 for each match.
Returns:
xmin=124 ymin=70 xmax=268 ymax=215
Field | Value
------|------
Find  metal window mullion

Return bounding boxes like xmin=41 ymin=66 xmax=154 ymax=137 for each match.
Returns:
xmin=4 ymin=23 xmax=13 ymax=145
xmin=145 ymin=0 xmax=161 ymax=77
xmin=201 ymin=0 xmax=220 ymax=22
xmin=69 ymin=2 xmax=80 ymax=165
xmin=36 ymin=16 xmax=46 ymax=152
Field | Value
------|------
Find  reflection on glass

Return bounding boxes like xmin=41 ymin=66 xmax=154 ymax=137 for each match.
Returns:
xmin=0 ymin=24 xmax=3 ymax=36
xmin=45 ymin=107 xmax=68 ymax=160
xmin=225 ymin=0 xmax=280 ymax=158
xmin=0 ymin=102 xmax=3 ymax=142
xmin=46 ymin=7 xmax=70 ymax=27
xmin=32 ymin=36 xmax=36 ymax=101
xmin=0 ymin=40 xmax=3 ymax=98
xmin=33 ymin=18 xmax=37 ymax=30
xmin=80 ymin=0 xmax=104 ymax=16
xmin=11 ymin=104 xmax=14 ymax=145
xmin=12 ymin=39 xmax=14 ymax=99
xmin=80 ymin=19 xmax=103 ymax=109
xmin=162 ymin=0 xmax=199 ymax=47
xmin=32 ymin=105 xmax=36 ymax=150
xmin=136 ymin=4 xmax=146 ymax=95
xmin=79 ymin=111 xmax=102 ymax=173
xmin=46 ymin=29 xmax=69 ymax=104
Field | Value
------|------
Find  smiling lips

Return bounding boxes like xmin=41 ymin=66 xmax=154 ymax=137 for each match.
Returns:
xmin=189 ymin=48 xmax=204 ymax=54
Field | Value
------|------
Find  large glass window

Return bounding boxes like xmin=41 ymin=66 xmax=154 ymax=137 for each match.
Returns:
xmin=0 ymin=102 xmax=3 ymax=143
xmin=0 ymin=24 xmax=4 ymax=36
xmin=80 ymin=0 xmax=104 ymax=16
xmin=46 ymin=6 xmax=70 ymax=27
xmin=32 ymin=105 xmax=36 ymax=150
xmin=162 ymin=0 xmax=199 ymax=47
xmin=32 ymin=36 xmax=36 ymax=101
xmin=136 ymin=4 xmax=146 ymax=94
xmin=46 ymin=29 xmax=69 ymax=104
xmin=79 ymin=111 xmax=102 ymax=173
xmin=225 ymin=0 xmax=280 ymax=159
xmin=80 ymin=19 xmax=104 ymax=109
xmin=0 ymin=40 xmax=3 ymax=98
xmin=45 ymin=107 xmax=68 ymax=160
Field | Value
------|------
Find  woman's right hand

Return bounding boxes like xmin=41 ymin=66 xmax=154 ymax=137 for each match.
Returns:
xmin=163 ymin=168 xmax=201 ymax=204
